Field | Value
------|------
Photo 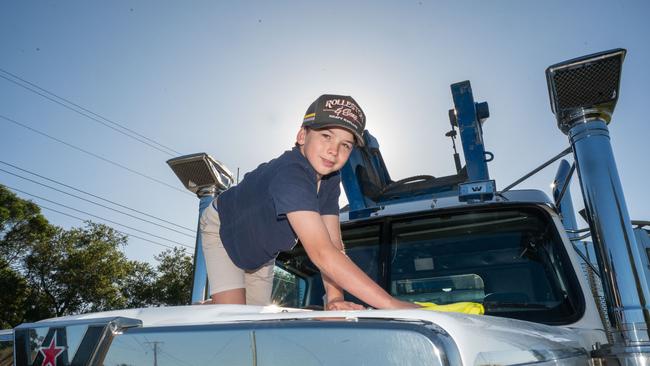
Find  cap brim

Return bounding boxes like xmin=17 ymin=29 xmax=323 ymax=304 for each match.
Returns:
xmin=307 ymin=122 xmax=365 ymax=147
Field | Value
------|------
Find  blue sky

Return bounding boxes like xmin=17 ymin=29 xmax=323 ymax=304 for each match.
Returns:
xmin=1 ymin=0 xmax=648 ymax=263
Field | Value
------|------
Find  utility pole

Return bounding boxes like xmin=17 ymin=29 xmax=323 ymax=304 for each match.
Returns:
xmin=144 ymin=341 xmax=163 ymax=366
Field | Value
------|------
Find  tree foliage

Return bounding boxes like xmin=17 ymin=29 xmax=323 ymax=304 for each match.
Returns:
xmin=121 ymin=260 xmax=157 ymax=308
xmin=1 ymin=185 xmax=194 ymax=328
xmin=152 ymin=247 xmax=193 ymax=306
xmin=0 ymin=259 xmax=28 ymax=328
xmin=24 ymin=223 xmax=132 ymax=316
xmin=0 ymin=185 xmax=52 ymax=267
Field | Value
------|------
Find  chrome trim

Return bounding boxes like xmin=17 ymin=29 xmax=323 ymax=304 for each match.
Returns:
xmin=475 ymin=347 xmax=588 ymax=366
xmin=592 ymin=344 xmax=650 ymax=365
xmin=559 ymin=108 xmax=613 ymax=133
xmin=15 ymin=316 xmax=141 ymax=332
xmin=191 ymin=193 xmax=215 ymax=304
xmin=422 ymin=322 xmax=463 ymax=366
xmin=553 ymin=159 xmax=578 ymax=234
xmin=117 ymin=319 xmax=462 ymax=366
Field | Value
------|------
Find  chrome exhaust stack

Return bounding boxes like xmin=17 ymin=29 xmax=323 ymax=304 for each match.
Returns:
xmin=547 ymin=49 xmax=650 ymax=363
xmin=167 ymin=153 xmax=234 ymax=304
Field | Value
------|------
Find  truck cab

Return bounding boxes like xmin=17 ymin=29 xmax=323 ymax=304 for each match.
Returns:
xmin=271 ymin=48 xmax=650 ymax=363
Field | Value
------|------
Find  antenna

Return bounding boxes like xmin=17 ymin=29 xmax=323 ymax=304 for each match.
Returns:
xmin=446 ymin=109 xmax=462 ymax=174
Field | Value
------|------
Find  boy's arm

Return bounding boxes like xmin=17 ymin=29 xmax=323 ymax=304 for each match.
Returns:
xmin=287 ymin=211 xmax=418 ymax=309
xmin=321 ymin=214 xmax=364 ymax=310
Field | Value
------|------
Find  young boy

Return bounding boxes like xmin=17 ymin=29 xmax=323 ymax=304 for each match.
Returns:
xmin=201 ymin=94 xmax=418 ymax=310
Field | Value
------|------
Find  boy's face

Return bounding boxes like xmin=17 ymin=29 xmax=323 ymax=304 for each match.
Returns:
xmin=297 ymin=127 xmax=355 ymax=178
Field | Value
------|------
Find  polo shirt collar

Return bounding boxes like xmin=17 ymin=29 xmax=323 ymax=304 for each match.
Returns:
xmin=290 ymin=146 xmax=318 ymax=181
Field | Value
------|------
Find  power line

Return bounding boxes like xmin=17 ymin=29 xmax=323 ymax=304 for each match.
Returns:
xmin=0 ymin=167 xmax=195 ymax=238
xmin=0 ymin=160 xmax=195 ymax=232
xmin=36 ymin=204 xmax=183 ymax=251
xmin=0 ymin=68 xmax=182 ymax=156
xmin=0 ymin=113 xmax=193 ymax=196
xmin=3 ymin=184 xmax=194 ymax=249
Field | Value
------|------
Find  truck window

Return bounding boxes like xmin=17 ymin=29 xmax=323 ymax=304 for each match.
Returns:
xmin=0 ymin=331 xmax=12 ymax=366
xmin=254 ymin=324 xmax=447 ymax=366
xmin=103 ymin=327 xmax=253 ymax=366
xmin=271 ymin=266 xmax=306 ymax=307
xmin=275 ymin=224 xmax=382 ymax=308
xmin=390 ymin=207 xmax=585 ymax=324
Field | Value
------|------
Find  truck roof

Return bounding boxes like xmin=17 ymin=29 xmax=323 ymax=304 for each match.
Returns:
xmin=341 ymin=189 xmax=554 ymax=222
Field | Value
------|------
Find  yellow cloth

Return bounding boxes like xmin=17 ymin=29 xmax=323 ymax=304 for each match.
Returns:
xmin=414 ymin=301 xmax=484 ymax=315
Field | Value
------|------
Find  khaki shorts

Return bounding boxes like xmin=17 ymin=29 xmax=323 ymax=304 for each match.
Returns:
xmin=200 ymin=202 xmax=274 ymax=305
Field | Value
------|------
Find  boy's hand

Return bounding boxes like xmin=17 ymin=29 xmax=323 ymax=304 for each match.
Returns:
xmin=389 ymin=299 xmax=421 ymax=309
xmin=326 ymin=298 xmax=366 ymax=311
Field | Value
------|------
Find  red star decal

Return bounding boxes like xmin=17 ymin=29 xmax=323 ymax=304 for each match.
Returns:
xmin=38 ymin=337 xmax=65 ymax=366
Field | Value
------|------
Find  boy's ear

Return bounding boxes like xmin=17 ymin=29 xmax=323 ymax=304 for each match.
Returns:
xmin=296 ymin=127 xmax=307 ymax=146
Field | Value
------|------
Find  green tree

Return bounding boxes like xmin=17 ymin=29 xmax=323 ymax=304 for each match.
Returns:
xmin=0 ymin=259 xmax=28 ymax=328
xmin=24 ymin=223 xmax=132 ymax=317
xmin=0 ymin=185 xmax=52 ymax=267
xmin=121 ymin=260 xmax=157 ymax=308
xmin=152 ymin=247 xmax=193 ymax=306
xmin=1 ymin=184 xmax=195 ymax=327
xmin=1 ymin=185 xmax=54 ymax=327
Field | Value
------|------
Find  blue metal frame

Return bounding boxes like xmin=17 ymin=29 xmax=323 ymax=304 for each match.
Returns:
xmin=340 ymin=131 xmax=392 ymax=211
xmin=450 ymin=80 xmax=490 ymax=182
xmin=341 ymin=80 xmax=494 ymax=216
xmin=340 ymin=147 xmax=368 ymax=212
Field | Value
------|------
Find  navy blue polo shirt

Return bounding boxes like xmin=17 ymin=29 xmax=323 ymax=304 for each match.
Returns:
xmin=216 ymin=147 xmax=341 ymax=270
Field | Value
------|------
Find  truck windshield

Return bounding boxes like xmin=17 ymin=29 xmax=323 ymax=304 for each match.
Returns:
xmin=275 ymin=206 xmax=584 ymax=325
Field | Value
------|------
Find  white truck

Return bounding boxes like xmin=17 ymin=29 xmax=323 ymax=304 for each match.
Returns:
xmin=2 ymin=48 xmax=649 ymax=366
